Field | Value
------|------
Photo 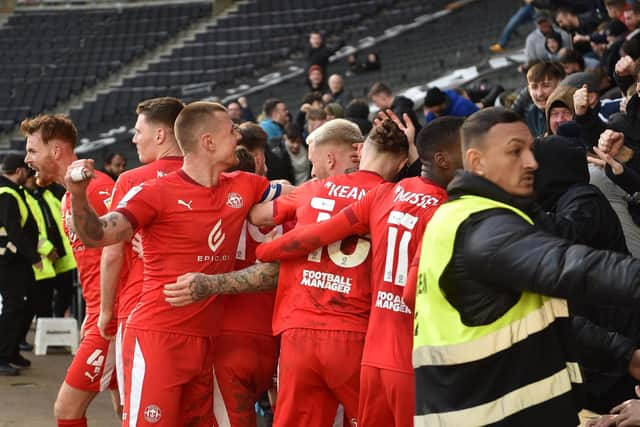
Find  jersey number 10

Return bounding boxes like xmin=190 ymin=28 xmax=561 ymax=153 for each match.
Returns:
xmin=307 ymin=197 xmax=370 ymax=268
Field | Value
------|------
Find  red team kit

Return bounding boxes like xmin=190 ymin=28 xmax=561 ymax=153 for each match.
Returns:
xmin=62 ymin=155 xmax=448 ymax=426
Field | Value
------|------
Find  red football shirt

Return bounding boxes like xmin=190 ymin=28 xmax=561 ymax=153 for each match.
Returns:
xmin=346 ymin=176 xmax=447 ymax=373
xmin=271 ymin=170 xmax=384 ymax=335
xmin=61 ymin=169 xmax=114 ymax=314
xmin=115 ymin=169 xmax=272 ymax=336
xmin=109 ymin=156 xmax=183 ymax=319
xmin=219 ymin=222 xmax=284 ymax=336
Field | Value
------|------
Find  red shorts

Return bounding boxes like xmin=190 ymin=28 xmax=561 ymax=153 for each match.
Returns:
xmin=64 ymin=330 xmax=117 ymax=392
xmin=115 ymin=318 xmax=127 ymax=404
xmin=274 ymin=328 xmax=364 ymax=427
xmin=121 ymin=327 xmax=216 ymax=427
xmin=213 ymin=333 xmax=278 ymax=427
xmin=358 ymin=365 xmax=415 ymax=427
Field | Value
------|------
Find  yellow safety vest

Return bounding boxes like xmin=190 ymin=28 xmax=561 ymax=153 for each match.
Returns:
xmin=413 ymin=194 xmax=581 ymax=427
xmin=41 ymin=189 xmax=76 ymax=274
xmin=23 ymin=190 xmax=57 ymax=280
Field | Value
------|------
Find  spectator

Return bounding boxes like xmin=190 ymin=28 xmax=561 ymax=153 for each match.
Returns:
xmin=555 ymin=6 xmax=604 ymax=43
xmin=226 ymin=100 xmax=243 ymax=124
xmin=368 ymin=82 xmax=422 ymax=132
xmin=544 ymin=30 xmax=564 ymax=61
xmin=605 ymin=0 xmax=628 ymax=22
xmin=260 ymin=98 xmax=289 ymax=140
xmin=325 ymin=74 xmax=347 ymax=106
xmin=344 ymin=98 xmax=372 ymax=135
xmin=347 ymin=53 xmax=364 ymax=74
xmin=545 ymin=85 xmax=576 ymax=135
xmin=489 ymin=0 xmax=536 ymax=53
xmin=558 ymin=48 xmax=589 ymax=75
xmin=526 ymin=61 xmax=565 ymax=137
xmin=324 ymin=103 xmax=344 ymax=120
xmin=525 ymin=11 xmax=571 ymax=66
xmin=238 ymin=96 xmax=257 ymax=123
xmin=603 ymin=19 xmax=630 ymax=81
xmin=102 ymin=151 xmax=126 ymax=181
xmin=625 ymin=4 xmax=640 ymax=39
xmin=305 ymin=108 xmax=327 ymax=135
xmin=306 ymin=64 xmax=329 ymax=93
xmin=295 ymin=92 xmax=324 ymax=136
xmin=283 ymin=123 xmax=310 ymax=185
xmin=238 ymin=123 xmax=269 ymax=177
xmin=423 ymin=86 xmax=479 ymax=124
xmin=566 ymin=71 xmax=608 ymax=146
xmin=307 ymin=31 xmax=332 ymax=75
xmin=362 ymin=52 xmax=381 ymax=71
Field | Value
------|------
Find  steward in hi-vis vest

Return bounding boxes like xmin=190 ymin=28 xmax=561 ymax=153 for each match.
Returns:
xmin=412 ymin=109 xmax=640 ymax=426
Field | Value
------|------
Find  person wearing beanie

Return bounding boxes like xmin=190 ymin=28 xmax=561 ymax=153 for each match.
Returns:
xmin=306 ymin=64 xmax=329 ymax=93
xmin=423 ymin=86 xmax=479 ymax=124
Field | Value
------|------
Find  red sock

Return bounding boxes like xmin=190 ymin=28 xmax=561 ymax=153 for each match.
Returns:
xmin=57 ymin=418 xmax=87 ymax=427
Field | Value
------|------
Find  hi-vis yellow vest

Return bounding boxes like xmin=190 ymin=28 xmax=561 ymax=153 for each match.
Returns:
xmin=23 ymin=190 xmax=56 ymax=280
xmin=413 ymin=195 xmax=582 ymax=427
xmin=41 ymin=189 xmax=76 ymax=274
xmin=0 ymin=186 xmax=55 ymax=279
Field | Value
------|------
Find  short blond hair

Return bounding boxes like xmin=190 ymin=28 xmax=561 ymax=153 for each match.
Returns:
xmin=174 ymin=102 xmax=227 ymax=153
xmin=306 ymin=118 xmax=363 ymax=147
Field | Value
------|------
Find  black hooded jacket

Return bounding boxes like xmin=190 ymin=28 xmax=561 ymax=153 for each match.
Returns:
xmin=442 ymin=172 xmax=639 ymax=395
xmin=534 ymin=137 xmax=639 ymax=412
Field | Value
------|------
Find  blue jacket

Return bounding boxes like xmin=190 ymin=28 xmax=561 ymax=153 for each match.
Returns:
xmin=259 ymin=119 xmax=284 ymax=140
xmin=424 ymin=90 xmax=479 ymax=123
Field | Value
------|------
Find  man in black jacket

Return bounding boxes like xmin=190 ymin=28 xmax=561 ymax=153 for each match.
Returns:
xmin=0 ymin=154 xmax=41 ymax=376
xmin=368 ymin=82 xmax=422 ymax=133
xmin=412 ymin=107 xmax=640 ymax=426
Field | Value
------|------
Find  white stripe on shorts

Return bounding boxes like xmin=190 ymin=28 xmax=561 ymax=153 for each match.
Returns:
xmin=99 ymin=339 xmax=116 ymax=392
xmin=128 ymin=338 xmax=146 ymax=427
xmin=213 ymin=366 xmax=231 ymax=427
xmin=115 ymin=321 xmax=125 ymax=403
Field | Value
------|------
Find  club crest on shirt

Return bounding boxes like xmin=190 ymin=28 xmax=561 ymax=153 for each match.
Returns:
xmin=226 ymin=192 xmax=243 ymax=209
xmin=143 ymin=404 xmax=161 ymax=423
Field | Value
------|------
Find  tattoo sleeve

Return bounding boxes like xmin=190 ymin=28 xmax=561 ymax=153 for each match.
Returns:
xmin=70 ymin=193 xmax=132 ymax=247
xmin=189 ymin=262 xmax=279 ymax=300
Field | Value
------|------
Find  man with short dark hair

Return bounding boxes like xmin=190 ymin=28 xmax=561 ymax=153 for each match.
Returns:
xmin=423 ymin=86 xmax=479 ymax=124
xmin=0 ymin=154 xmax=40 ymax=376
xmin=368 ymin=82 xmax=422 ymax=132
xmin=226 ymin=101 xmax=243 ymax=124
xmin=411 ymin=107 xmax=640 ymax=426
xmin=102 ymin=152 xmax=126 ymax=181
xmin=260 ymin=98 xmax=289 ymax=140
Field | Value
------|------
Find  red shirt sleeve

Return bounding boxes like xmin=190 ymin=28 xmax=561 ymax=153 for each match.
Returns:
xmin=255 ymin=186 xmax=379 ymax=262
xmin=87 ymin=177 xmax=114 ymax=216
xmin=273 ymin=181 xmax=312 ymax=224
xmin=113 ymin=182 xmax=159 ymax=231
xmin=109 ymin=173 xmax=133 ymax=211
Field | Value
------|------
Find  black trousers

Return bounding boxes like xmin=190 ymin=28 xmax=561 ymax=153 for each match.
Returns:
xmin=53 ymin=270 xmax=74 ymax=318
xmin=21 ymin=276 xmax=55 ymax=343
xmin=0 ymin=263 xmax=31 ymax=363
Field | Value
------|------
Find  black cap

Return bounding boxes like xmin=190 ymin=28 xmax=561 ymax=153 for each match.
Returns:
xmin=561 ymin=71 xmax=600 ymax=93
xmin=424 ymin=87 xmax=447 ymax=107
xmin=535 ymin=11 xmax=551 ymax=23
xmin=1 ymin=154 xmax=27 ymax=174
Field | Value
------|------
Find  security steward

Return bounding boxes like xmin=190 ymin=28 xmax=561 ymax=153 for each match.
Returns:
xmin=0 ymin=154 xmax=42 ymax=376
xmin=412 ymin=108 xmax=640 ymax=426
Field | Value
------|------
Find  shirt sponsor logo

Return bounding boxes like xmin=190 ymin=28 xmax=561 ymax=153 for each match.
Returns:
xmin=300 ymin=269 xmax=352 ymax=294
xmin=208 ymin=219 xmax=225 ymax=253
xmin=392 ymin=185 xmax=441 ymax=209
xmin=375 ymin=290 xmax=411 ymax=314
xmin=226 ymin=192 xmax=244 ymax=209
xmin=143 ymin=405 xmax=161 ymax=423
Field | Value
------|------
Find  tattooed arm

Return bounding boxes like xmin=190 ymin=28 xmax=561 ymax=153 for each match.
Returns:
xmin=65 ymin=158 xmax=134 ymax=248
xmin=163 ymin=262 xmax=279 ymax=307
xmin=70 ymin=191 xmax=133 ymax=248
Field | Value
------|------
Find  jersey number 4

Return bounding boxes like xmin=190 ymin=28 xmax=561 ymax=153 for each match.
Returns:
xmin=308 ymin=197 xmax=370 ymax=268
xmin=384 ymin=211 xmax=418 ymax=286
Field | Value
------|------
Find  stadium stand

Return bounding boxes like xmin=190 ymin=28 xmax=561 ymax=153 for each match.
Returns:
xmin=0 ymin=1 xmax=212 ymax=133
